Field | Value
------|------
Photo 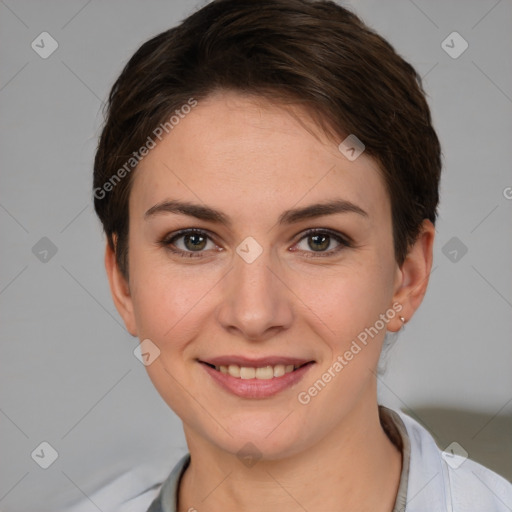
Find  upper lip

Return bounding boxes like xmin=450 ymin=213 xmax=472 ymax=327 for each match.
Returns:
xmin=200 ymin=355 xmax=314 ymax=367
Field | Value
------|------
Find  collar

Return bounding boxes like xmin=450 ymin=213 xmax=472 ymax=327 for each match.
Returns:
xmin=147 ymin=405 xmax=414 ymax=512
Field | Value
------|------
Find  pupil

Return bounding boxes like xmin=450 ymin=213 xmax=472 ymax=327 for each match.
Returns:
xmin=309 ymin=234 xmax=329 ymax=251
xmin=185 ymin=234 xmax=206 ymax=251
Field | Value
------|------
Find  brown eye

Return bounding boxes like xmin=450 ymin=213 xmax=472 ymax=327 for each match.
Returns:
xmin=162 ymin=229 xmax=217 ymax=257
xmin=308 ymin=233 xmax=330 ymax=251
xmin=183 ymin=233 xmax=207 ymax=251
xmin=293 ymin=229 xmax=350 ymax=257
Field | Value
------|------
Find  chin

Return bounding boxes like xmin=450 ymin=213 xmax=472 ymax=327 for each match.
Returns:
xmin=205 ymin=416 xmax=311 ymax=462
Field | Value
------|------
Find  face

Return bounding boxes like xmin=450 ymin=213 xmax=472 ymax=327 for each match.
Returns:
xmin=107 ymin=91 xmax=430 ymax=460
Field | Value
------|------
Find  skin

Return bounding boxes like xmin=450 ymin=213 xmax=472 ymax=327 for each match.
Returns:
xmin=105 ymin=91 xmax=435 ymax=512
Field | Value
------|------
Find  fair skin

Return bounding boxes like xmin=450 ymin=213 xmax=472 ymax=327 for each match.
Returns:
xmin=105 ymin=91 xmax=434 ymax=512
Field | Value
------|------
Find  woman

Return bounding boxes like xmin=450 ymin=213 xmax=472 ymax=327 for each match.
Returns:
xmin=92 ymin=1 xmax=512 ymax=511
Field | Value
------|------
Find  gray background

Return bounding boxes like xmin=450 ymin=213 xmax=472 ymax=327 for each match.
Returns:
xmin=1 ymin=0 xmax=511 ymax=511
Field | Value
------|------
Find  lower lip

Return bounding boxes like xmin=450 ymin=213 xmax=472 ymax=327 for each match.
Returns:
xmin=200 ymin=362 xmax=315 ymax=399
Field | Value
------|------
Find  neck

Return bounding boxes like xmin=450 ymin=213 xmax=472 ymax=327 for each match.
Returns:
xmin=178 ymin=396 xmax=402 ymax=512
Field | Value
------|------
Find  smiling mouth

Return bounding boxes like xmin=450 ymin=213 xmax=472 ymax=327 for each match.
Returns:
xmin=200 ymin=361 xmax=314 ymax=380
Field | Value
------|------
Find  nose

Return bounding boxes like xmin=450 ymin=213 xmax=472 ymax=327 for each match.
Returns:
xmin=215 ymin=246 xmax=294 ymax=342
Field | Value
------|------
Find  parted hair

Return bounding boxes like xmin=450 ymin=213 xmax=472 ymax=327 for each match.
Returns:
xmin=93 ymin=0 xmax=442 ymax=279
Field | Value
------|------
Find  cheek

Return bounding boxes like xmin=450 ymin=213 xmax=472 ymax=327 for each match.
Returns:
xmin=128 ymin=247 xmax=222 ymax=342
xmin=131 ymin=273 xmax=193 ymax=342
xmin=288 ymin=258 xmax=394 ymax=343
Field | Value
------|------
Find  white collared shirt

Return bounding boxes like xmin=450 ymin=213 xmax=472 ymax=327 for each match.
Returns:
xmin=64 ymin=407 xmax=512 ymax=511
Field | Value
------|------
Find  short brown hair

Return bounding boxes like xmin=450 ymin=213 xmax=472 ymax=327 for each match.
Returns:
xmin=93 ymin=0 xmax=442 ymax=279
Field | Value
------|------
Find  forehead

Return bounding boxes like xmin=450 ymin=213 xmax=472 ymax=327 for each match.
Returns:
xmin=131 ymin=92 xmax=389 ymax=224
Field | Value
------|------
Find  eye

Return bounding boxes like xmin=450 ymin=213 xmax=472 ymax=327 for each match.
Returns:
xmin=161 ymin=229 xmax=219 ymax=257
xmin=291 ymin=229 xmax=350 ymax=257
xmin=160 ymin=228 xmax=351 ymax=259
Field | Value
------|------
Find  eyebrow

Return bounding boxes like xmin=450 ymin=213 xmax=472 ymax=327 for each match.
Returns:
xmin=144 ymin=198 xmax=368 ymax=226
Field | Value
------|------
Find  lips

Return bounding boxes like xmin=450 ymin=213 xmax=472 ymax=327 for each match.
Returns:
xmin=199 ymin=356 xmax=313 ymax=380
xmin=200 ymin=355 xmax=313 ymax=367
xmin=198 ymin=355 xmax=315 ymax=390
xmin=199 ymin=357 xmax=315 ymax=398
xmin=204 ymin=361 xmax=311 ymax=379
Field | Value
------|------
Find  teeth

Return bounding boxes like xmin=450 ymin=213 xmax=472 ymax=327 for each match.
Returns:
xmin=228 ymin=364 xmax=240 ymax=378
xmin=217 ymin=363 xmax=301 ymax=379
xmin=240 ymin=367 xmax=255 ymax=379
xmin=255 ymin=366 xmax=273 ymax=379
xmin=274 ymin=364 xmax=286 ymax=378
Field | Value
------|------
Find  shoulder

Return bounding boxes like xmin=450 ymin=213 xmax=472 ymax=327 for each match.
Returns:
xmin=396 ymin=409 xmax=512 ymax=512
xmin=446 ymin=456 xmax=512 ymax=511
xmin=61 ymin=463 xmax=168 ymax=512
xmin=62 ymin=454 xmax=190 ymax=512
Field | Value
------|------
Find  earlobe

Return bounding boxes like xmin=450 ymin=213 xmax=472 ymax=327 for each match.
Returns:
xmin=388 ymin=219 xmax=435 ymax=332
xmin=104 ymin=239 xmax=138 ymax=336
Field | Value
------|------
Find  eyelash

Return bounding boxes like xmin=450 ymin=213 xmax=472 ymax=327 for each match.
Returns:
xmin=159 ymin=228 xmax=352 ymax=259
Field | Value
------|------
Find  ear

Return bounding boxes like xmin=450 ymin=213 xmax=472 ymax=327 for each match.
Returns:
xmin=388 ymin=219 xmax=435 ymax=332
xmin=104 ymin=238 xmax=138 ymax=336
